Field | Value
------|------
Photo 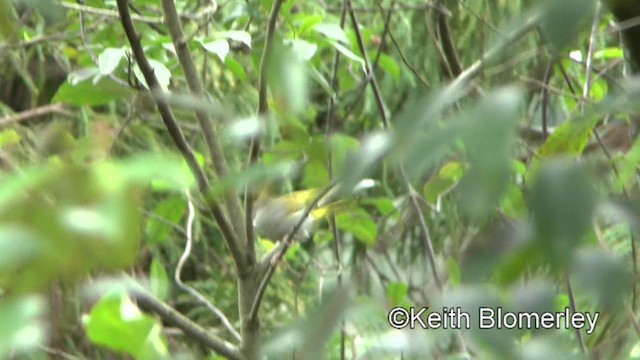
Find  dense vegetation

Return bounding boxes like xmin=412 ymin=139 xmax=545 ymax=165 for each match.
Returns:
xmin=2 ymin=0 xmax=640 ymax=359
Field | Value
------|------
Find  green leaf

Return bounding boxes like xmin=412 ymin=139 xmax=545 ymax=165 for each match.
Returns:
xmin=331 ymin=42 xmax=365 ymax=73
xmin=0 ymin=0 xmax=17 ymax=42
xmin=594 ymin=47 xmax=624 ymax=60
xmin=53 ymin=78 xmax=134 ymax=106
xmin=145 ymin=196 xmax=186 ymax=244
xmin=336 ymin=208 xmax=377 ymax=246
xmin=360 ymin=197 xmax=395 ymax=216
xmin=147 ymin=59 xmax=172 ymax=91
xmin=84 ymin=292 xmax=168 ymax=359
xmin=150 ymin=260 xmax=170 ymax=301
xmin=539 ymin=115 xmax=600 ymax=156
xmin=446 ymin=257 xmax=461 ymax=286
xmin=225 ymin=57 xmax=247 ymax=81
xmin=132 ymin=59 xmax=172 ymax=92
xmin=0 ymin=129 xmax=20 ymax=148
xmin=423 ymin=161 xmax=464 ymax=206
xmin=313 ymin=23 xmax=349 ymax=44
xmin=377 ymin=53 xmax=400 ymax=82
xmin=386 ymin=282 xmax=408 ymax=306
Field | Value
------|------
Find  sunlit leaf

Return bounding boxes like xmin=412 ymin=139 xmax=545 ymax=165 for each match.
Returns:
xmin=98 ymin=47 xmax=126 ymax=75
xmin=201 ymin=39 xmax=230 ymax=62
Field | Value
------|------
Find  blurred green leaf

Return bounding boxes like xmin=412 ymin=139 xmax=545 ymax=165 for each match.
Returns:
xmin=270 ymin=40 xmax=310 ymax=114
xmin=84 ymin=292 xmax=168 ymax=359
xmin=0 ymin=0 xmax=17 ymax=42
xmin=539 ymin=0 xmax=597 ymax=51
xmin=284 ymin=38 xmax=317 ymax=61
xmin=573 ymin=249 xmax=631 ymax=310
xmin=0 ymin=296 xmax=46 ymax=358
xmin=457 ymin=87 xmax=522 ymax=219
xmin=53 ymin=78 xmax=134 ymax=106
xmin=529 ymin=160 xmax=595 ymax=269
xmin=0 ymin=129 xmax=20 ymax=148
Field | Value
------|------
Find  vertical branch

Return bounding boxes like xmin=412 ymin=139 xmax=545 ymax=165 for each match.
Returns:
xmin=114 ymin=0 xmax=243 ymax=267
xmin=244 ymin=0 xmax=286 ymax=261
xmin=347 ymin=0 xmax=389 ymax=127
xmin=160 ymin=0 xmax=247 ymax=250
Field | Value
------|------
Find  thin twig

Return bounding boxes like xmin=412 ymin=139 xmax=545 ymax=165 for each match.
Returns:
xmin=387 ymin=28 xmax=429 ymax=88
xmin=0 ymin=104 xmax=73 ymax=127
xmin=566 ymin=276 xmax=588 ymax=356
xmin=175 ymin=192 xmax=241 ymax=341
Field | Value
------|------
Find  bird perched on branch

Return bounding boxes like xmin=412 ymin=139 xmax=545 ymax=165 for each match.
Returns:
xmin=252 ymin=179 xmax=375 ymax=242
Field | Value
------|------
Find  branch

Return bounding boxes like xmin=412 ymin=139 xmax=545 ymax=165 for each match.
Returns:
xmin=133 ymin=290 xmax=241 ymax=360
xmin=347 ymin=0 xmax=389 ymax=127
xmin=325 ymin=1 xmax=349 ymax=357
xmin=60 ymin=1 xmax=219 ymax=24
xmin=434 ymin=1 xmax=463 ymax=78
xmin=115 ymin=0 xmax=243 ymax=270
xmin=0 ymin=104 xmax=73 ymax=127
xmin=244 ymin=0 xmax=285 ymax=262
xmin=160 ymin=0 xmax=247 ymax=255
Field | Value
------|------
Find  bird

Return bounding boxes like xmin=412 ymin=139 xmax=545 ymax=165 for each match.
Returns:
xmin=252 ymin=179 xmax=374 ymax=242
